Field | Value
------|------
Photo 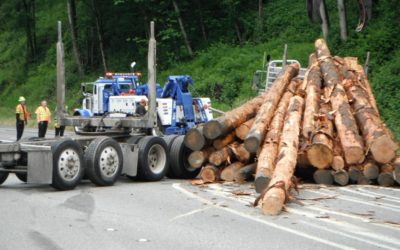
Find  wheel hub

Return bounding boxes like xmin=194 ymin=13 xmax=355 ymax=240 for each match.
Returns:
xmin=147 ymin=144 xmax=166 ymax=174
xmin=99 ymin=146 xmax=119 ymax=177
xmin=58 ymin=149 xmax=81 ymax=181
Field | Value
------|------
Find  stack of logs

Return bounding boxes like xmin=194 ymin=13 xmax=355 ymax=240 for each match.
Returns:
xmin=183 ymin=38 xmax=400 ymax=215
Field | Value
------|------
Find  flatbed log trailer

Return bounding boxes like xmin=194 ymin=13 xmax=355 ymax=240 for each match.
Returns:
xmin=0 ymin=21 xmax=197 ymax=190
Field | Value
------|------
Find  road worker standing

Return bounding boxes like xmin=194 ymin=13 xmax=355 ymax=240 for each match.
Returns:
xmin=15 ymin=96 xmax=30 ymax=141
xmin=35 ymin=100 xmax=51 ymax=138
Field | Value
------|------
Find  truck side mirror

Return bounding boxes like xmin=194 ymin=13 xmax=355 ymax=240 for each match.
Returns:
xmin=81 ymin=83 xmax=86 ymax=93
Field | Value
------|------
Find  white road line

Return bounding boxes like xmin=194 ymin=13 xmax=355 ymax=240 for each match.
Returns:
xmin=172 ymin=183 xmax=354 ymax=250
xmin=286 ymin=207 xmax=400 ymax=249
xmin=340 ymin=187 xmax=400 ymax=204
xmin=300 ymin=221 xmax=399 ymax=250
xmin=309 ymin=190 xmax=400 ymax=213
xmin=169 ymin=207 xmax=212 ymax=222
xmin=358 ymin=187 xmax=400 ymax=202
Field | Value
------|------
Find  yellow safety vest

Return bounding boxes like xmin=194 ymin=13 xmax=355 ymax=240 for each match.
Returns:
xmin=16 ymin=104 xmax=28 ymax=121
xmin=35 ymin=106 xmax=51 ymax=122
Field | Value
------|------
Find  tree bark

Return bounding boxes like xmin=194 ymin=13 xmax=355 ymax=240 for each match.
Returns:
xmin=261 ymin=95 xmax=304 ymax=215
xmin=245 ymin=63 xmax=300 ymax=153
xmin=221 ymin=162 xmax=245 ymax=182
xmin=188 ymin=147 xmax=214 ymax=169
xmin=315 ymin=39 xmax=365 ymax=165
xmin=235 ymin=118 xmax=254 ymax=140
xmin=200 ymin=164 xmax=220 ymax=183
xmin=341 ymin=66 xmax=398 ymax=164
xmin=92 ymin=0 xmax=107 ymax=73
xmin=319 ymin=0 xmax=329 ymax=39
xmin=255 ymin=80 xmax=299 ymax=193
xmin=172 ymin=0 xmax=193 ymax=56
xmin=209 ymin=146 xmax=233 ymax=166
xmin=67 ymin=0 xmax=84 ymax=77
xmin=184 ymin=125 xmax=206 ymax=151
xmin=203 ymin=94 xmax=265 ymax=140
xmin=213 ymin=132 xmax=235 ymax=150
xmin=337 ymin=0 xmax=348 ymax=41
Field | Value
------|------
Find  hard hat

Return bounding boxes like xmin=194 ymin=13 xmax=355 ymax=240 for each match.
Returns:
xmin=18 ymin=96 xmax=26 ymax=102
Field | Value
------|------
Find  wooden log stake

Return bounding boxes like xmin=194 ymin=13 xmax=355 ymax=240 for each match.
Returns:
xmin=184 ymin=126 xmax=206 ymax=151
xmin=255 ymin=80 xmax=299 ymax=193
xmin=261 ymin=95 xmax=304 ymax=215
xmin=209 ymin=147 xmax=233 ymax=166
xmin=235 ymin=118 xmax=254 ymax=141
xmin=200 ymin=164 xmax=220 ymax=183
xmin=188 ymin=147 xmax=214 ymax=169
xmin=315 ymin=39 xmax=365 ymax=165
xmin=234 ymin=162 xmax=257 ymax=183
xmin=313 ymin=169 xmax=334 ymax=185
xmin=213 ymin=132 xmax=235 ymax=150
xmin=245 ymin=64 xmax=300 ymax=153
xmin=220 ymin=162 xmax=245 ymax=182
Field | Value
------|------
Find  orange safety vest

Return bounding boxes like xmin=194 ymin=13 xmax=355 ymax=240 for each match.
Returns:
xmin=16 ymin=104 xmax=28 ymax=121
xmin=35 ymin=106 xmax=51 ymax=122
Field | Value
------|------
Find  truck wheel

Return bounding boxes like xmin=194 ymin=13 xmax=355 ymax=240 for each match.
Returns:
xmin=169 ymin=135 xmax=200 ymax=179
xmin=85 ymin=137 xmax=123 ymax=186
xmin=137 ymin=136 xmax=169 ymax=181
xmin=162 ymin=135 xmax=179 ymax=178
xmin=0 ymin=172 xmax=9 ymax=185
xmin=51 ymin=139 xmax=84 ymax=190
xmin=16 ymin=173 xmax=27 ymax=183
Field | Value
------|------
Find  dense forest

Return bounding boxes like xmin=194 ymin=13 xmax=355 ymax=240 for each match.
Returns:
xmin=0 ymin=0 xmax=399 ymax=139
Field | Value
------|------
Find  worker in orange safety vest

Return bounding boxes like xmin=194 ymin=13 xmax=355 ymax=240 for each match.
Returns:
xmin=35 ymin=100 xmax=51 ymax=138
xmin=15 ymin=96 xmax=31 ymax=141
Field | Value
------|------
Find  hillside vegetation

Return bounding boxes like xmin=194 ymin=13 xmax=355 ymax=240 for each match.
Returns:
xmin=0 ymin=0 xmax=399 ymax=139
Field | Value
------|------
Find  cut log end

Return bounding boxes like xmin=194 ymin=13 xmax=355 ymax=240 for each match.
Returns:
xmin=370 ymin=134 xmax=398 ymax=164
xmin=203 ymin=120 xmax=223 ymax=140
xmin=348 ymin=166 xmax=361 ymax=183
xmin=200 ymin=165 xmax=219 ymax=183
xmin=254 ymin=174 xmax=271 ymax=194
xmin=261 ymin=189 xmax=285 ymax=215
xmin=332 ymin=156 xmax=345 ymax=171
xmin=333 ymin=171 xmax=349 ymax=186
xmin=363 ymin=163 xmax=379 ymax=180
xmin=188 ymin=151 xmax=206 ymax=169
xmin=307 ymin=144 xmax=333 ymax=169
xmin=394 ymin=165 xmax=400 ymax=185
xmin=357 ymin=175 xmax=370 ymax=185
xmin=184 ymin=128 xmax=206 ymax=151
xmin=377 ymin=172 xmax=395 ymax=187
xmin=244 ymin=135 xmax=260 ymax=154
xmin=313 ymin=169 xmax=334 ymax=185
xmin=343 ymin=147 xmax=365 ymax=165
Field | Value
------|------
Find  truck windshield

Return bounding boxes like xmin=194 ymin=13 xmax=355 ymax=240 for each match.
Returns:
xmin=119 ymin=84 xmax=131 ymax=91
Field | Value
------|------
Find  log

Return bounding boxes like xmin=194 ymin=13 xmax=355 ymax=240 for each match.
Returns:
xmin=332 ymin=156 xmax=345 ymax=172
xmin=220 ymin=162 xmax=245 ymax=182
xmin=315 ymin=39 xmax=365 ymax=165
xmin=209 ymin=147 xmax=233 ymax=166
xmin=313 ymin=169 xmax=334 ymax=185
xmin=333 ymin=170 xmax=349 ymax=186
xmin=184 ymin=126 xmax=206 ymax=151
xmin=229 ymin=143 xmax=251 ymax=163
xmin=302 ymin=53 xmax=321 ymax=139
xmin=203 ymin=94 xmax=266 ymax=139
xmin=245 ymin=63 xmax=300 ymax=153
xmin=341 ymin=69 xmax=398 ymax=164
xmin=200 ymin=164 xmax=220 ymax=183
xmin=255 ymin=80 xmax=298 ymax=193
xmin=234 ymin=163 xmax=257 ymax=183
xmin=377 ymin=164 xmax=395 ymax=187
xmin=235 ymin=118 xmax=254 ymax=140
xmin=394 ymin=157 xmax=400 ymax=184
xmin=213 ymin=132 xmax=235 ymax=150
xmin=357 ymin=175 xmax=370 ymax=185
xmin=348 ymin=165 xmax=362 ymax=183
xmin=363 ymin=160 xmax=379 ymax=180
xmin=307 ymin=102 xmax=334 ymax=169
xmin=188 ymin=147 xmax=214 ymax=169
xmin=261 ymin=95 xmax=304 ymax=215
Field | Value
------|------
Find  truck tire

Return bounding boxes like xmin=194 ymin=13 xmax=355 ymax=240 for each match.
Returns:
xmin=16 ymin=173 xmax=27 ymax=183
xmin=137 ymin=136 xmax=169 ymax=181
xmin=0 ymin=172 xmax=9 ymax=185
xmin=162 ymin=135 xmax=179 ymax=178
xmin=51 ymin=139 xmax=84 ymax=190
xmin=169 ymin=135 xmax=200 ymax=179
xmin=85 ymin=137 xmax=123 ymax=186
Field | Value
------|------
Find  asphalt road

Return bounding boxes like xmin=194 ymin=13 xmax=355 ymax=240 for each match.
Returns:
xmin=0 ymin=126 xmax=400 ymax=250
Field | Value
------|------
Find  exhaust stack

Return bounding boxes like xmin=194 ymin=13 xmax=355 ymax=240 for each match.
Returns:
xmin=56 ymin=21 xmax=66 ymax=123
